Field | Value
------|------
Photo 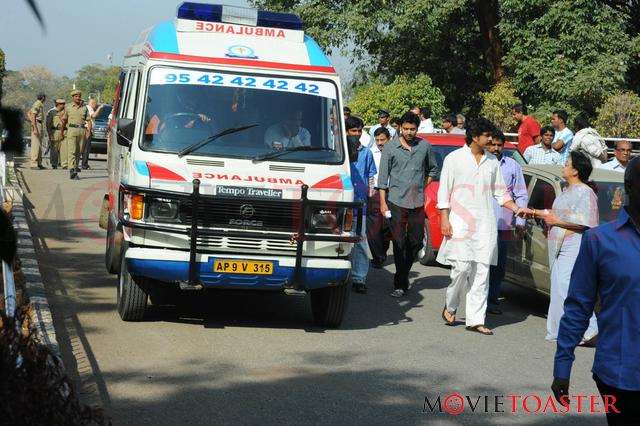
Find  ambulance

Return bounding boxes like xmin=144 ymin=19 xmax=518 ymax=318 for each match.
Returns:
xmin=99 ymin=2 xmax=362 ymax=327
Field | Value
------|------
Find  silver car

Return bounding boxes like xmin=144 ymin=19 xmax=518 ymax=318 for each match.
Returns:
xmin=505 ymin=165 xmax=625 ymax=295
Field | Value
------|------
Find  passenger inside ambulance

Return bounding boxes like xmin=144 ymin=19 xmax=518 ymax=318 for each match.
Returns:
xmin=264 ymin=109 xmax=311 ymax=149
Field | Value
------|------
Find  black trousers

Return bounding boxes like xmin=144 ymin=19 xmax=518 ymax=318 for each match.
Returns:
xmin=594 ymin=374 xmax=640 ymax=425
xmin=366 ymin=191 xmax=391 ymax=264
xmin=388 ymin=202 xmax=425 ymax=290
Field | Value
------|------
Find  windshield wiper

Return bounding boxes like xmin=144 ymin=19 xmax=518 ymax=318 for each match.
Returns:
xmin=253 ymin=145 xmax=334 ymax=162
xmin=178 ymin=124 xmax=258 ymax=158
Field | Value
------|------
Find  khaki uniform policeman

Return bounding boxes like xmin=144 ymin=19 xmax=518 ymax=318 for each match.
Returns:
xmin=62 ymin=90 xmax=91 ymax=179
xmin=27 ymin=93 xmax=46 ymax=169
xmin=46 ymin=99 xmax=66 ymax=169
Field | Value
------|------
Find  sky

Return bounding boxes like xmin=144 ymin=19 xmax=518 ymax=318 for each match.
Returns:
xmin=0 ymin=0 xmax=353 ymax=79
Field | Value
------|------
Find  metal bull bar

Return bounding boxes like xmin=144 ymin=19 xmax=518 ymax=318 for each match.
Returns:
xmin=118 ymin=180 xmax=364 ymax=291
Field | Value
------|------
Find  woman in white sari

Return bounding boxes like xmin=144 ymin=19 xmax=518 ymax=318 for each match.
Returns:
xmin=540 ymin=151 xmax=599 ymax=344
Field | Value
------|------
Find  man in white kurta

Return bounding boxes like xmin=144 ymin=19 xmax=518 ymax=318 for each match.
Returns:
xmin=437 ymin=119 xmax=530 ymax=335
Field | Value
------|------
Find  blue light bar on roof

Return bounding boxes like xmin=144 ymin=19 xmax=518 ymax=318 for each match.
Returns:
xmin=177 ymin=2 xmax=304 ymax=31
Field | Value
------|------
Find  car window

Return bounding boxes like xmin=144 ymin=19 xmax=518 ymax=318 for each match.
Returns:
xmin=96 ymin=105 xmax=112 ymax=121
xmin=504 ymin=148 xmax=527 ymax=165
xmin=524 ymin=173 xmax=532 ymax=188
xmin=529 ymin=179 xmax=556 ymax=210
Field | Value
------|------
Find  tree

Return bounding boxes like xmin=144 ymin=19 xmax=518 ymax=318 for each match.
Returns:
xmin=479 ymin=79 xmax=520 ymax=132
xmin=500 ymin=0 xmax=638 ymax=117
xmin=254 ymin=0 xmax=640 ymax=120
xmin=1 ymin=66 xmax=72 ymax=133
xmin=346 ymin=74 xmax=446 ymax=125
xmin=252 ymin=0 xmax=500 ymax=113
xmin=594 ymin=91 xmax=640 ymax=138
xmin=0 ymin=48 xmax=5 ymax=103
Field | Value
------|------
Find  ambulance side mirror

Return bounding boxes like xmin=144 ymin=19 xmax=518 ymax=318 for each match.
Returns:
xmin=116 ymin=118 xmax=135 ymax=148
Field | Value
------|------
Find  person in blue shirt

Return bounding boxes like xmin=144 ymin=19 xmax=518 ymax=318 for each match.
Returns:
xmin=345 ymin=116 xmax=377 ymax=294
xmin=552 ymin=156 xmax=640 ymax=424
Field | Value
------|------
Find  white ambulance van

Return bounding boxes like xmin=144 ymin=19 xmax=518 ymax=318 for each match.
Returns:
xmin=100 ymin=2 xmax=362 ymax=327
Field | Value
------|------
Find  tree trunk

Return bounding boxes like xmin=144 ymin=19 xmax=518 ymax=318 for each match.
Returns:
xmin=476 ymin=0 xmax=506 ymax=83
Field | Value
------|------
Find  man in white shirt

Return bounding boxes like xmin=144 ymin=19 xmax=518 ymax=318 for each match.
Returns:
xmin=598 ymin=140 xmax=633 ymax=172
xmin=438 ymin=118 xmax=532 ymax=335
xmin=264 ymin=110 xmax=311 ymax=149
xmin=368 ymin=109 xmax=396 ymax=147
xmin=551 ymin=110 xmax=574 ymax=164
xmin=367 ymin=127 xmax=392 ymax=268
xmin=81 ymin=98 xmax=105 ymax=170
xmin=417 ymin=107 xmax=434 ymax=133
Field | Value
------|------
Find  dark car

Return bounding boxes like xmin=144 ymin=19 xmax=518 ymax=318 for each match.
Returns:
xmin=90 ymin=104 xmax=113 ymax=154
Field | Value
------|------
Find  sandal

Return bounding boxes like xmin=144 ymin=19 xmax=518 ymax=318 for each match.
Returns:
xmin=466 ymin=325 xmax=493 ymax=335
xmin=442 ymin=305 xmax=456 ymax=325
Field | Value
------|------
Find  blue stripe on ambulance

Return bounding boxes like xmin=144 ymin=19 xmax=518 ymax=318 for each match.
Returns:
xmin=134 ymin=160 xmax=150 ymax=176
xmin=148 ymin=21 xmax=179 ymax=54
xmin=304 ymin=35 xmax=331 ymax=66
xmin=340 ymin=173 xmax=354 ymax=191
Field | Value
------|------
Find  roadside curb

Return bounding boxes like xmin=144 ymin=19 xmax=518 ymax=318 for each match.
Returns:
xmin=6 ymin=160 xmax=60 ymax=357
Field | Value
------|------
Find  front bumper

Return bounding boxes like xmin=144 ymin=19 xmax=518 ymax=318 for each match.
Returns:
xmin=126 ymin=247 xmax=350 ymax=290
xmin=120 ymin=180 xmax=363 ymax=291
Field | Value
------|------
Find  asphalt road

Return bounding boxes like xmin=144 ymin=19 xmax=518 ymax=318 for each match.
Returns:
xmin=17 ymin=156 xmax=606 ymax=425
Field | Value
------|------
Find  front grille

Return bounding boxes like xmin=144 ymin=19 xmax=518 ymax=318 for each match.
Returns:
xmin=93 ymin=128 xmax=107 ymax=139
xmin=196 ymin=235 xmax=297 ymax=253
xmin=181 ymin=197 xmax=301 ymax=232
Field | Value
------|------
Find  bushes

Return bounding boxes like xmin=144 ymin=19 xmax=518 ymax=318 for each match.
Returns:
xmin=347 ymin=74 xmax=446 ymax=125
xmin=479 ymin=79 xmax=520 ymax=132
xmin=594 ymin=91 xmax=640 ymax=138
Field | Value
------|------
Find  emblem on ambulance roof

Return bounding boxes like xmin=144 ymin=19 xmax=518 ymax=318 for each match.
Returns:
xmin=225 ymin=45 xmax=258 ymax=59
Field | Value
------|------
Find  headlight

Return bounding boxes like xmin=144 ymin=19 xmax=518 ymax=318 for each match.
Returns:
xmin=310 ymin=208 xmax=342 ymax=232
xmin=123 ymin=192 xmax=145 ymax=220
xmin=149 ymin=198 xmax=180 ymax=222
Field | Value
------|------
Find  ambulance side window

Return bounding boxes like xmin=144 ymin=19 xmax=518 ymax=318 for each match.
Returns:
xmin=124 ymin=70 xmax=141 ymax=119
xmin=118 ymin=70 xmax=132 ymax=118
xmin=114 ymin=72 xmax=127 ymax=119
xmin=120 ymin=69 xmax=140 ymax=120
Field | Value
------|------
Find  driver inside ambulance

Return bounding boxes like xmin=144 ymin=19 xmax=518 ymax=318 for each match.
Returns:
xmin=145 ymin=85 xmax=214 ymax=135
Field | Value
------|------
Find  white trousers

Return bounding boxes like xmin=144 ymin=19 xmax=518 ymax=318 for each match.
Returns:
xmin=546 ymin=233 xmax=598 ymax=341
xmin=445 ymin=260 xmax=490 ymax=327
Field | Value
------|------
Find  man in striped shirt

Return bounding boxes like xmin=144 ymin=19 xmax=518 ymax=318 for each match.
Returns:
xmin=524 ymin=126 xmax=562 ymax=165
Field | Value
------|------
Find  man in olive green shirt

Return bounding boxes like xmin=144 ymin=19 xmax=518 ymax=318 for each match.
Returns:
xmin=62 ymin=89 xmax=91 ymax=179
xmin=46 ymin=99 xmax=66 ymax=169
xmin=27 ymin=92 xmax=47 ymax=169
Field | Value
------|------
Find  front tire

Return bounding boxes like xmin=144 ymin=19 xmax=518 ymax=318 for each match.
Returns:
xmin=117 ymin=247 xmax=148 ymax=321
xmin=310 ymin=282 xmax=349 ymax=328
xmin=419 ymin=218 xmax=436 ymax=265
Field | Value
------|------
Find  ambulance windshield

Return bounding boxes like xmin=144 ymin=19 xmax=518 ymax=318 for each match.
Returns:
xmin=142 ymin=67 xmax=344 ymax=164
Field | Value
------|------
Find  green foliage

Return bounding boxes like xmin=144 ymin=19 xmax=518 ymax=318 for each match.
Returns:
xmin=594 ymin=91 xmax=640 ymax=138
xmin=253 ymin=0 xmax=492 ymax=113
xmin=500 ymin=0 xmax=638 ymax=116
xmin=100 ymin=66 xmax=121 ymax=103
xmin=479 ymin=79 xmax=519 ymax=131
xmin=347 ymin=74 xmax=446 ymax=125
xmin=74 ymin=64 xmax=120 ymax=102
xmin=529 ymin=102 xmax=580 ymax=129
xmin=254 ymin=0 xmax=640 ymax=127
